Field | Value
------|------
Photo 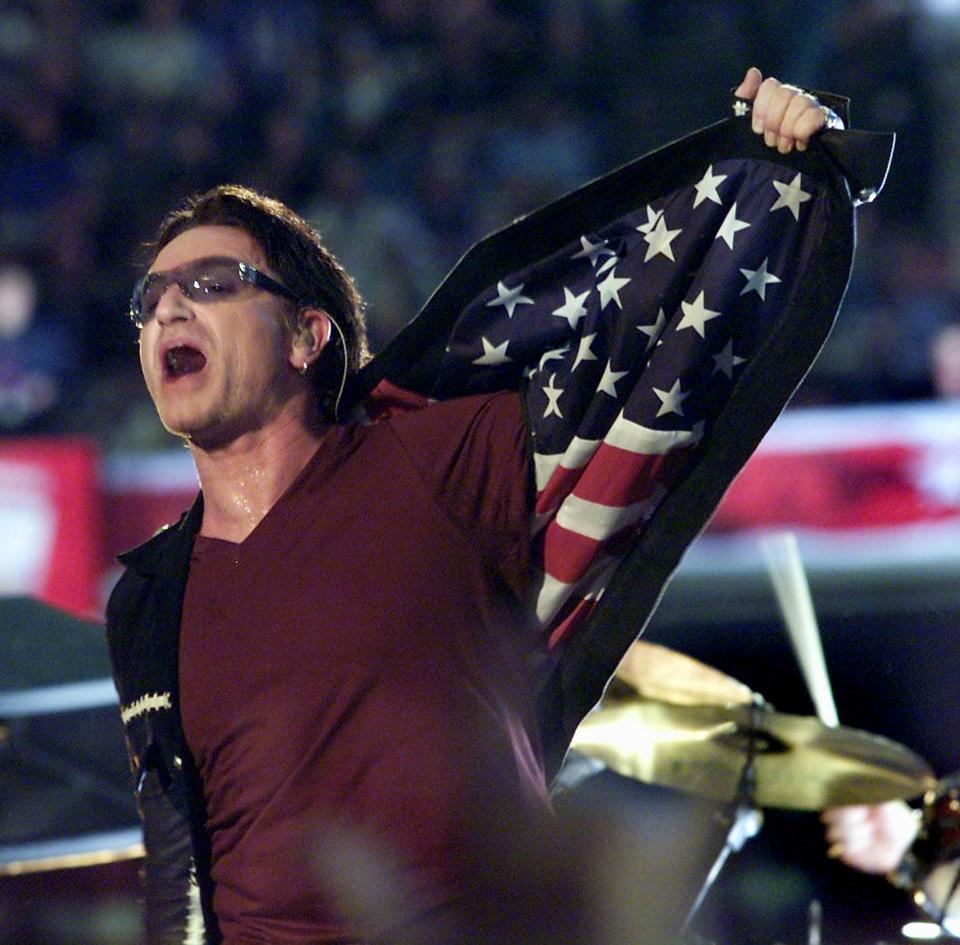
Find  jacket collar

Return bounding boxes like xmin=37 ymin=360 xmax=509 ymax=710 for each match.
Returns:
xmin=118 ymin=493 xmax=204 ymax=577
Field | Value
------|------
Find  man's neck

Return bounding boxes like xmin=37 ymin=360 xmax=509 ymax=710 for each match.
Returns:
xmin=191 ymin=409 xmax=326 ymax=544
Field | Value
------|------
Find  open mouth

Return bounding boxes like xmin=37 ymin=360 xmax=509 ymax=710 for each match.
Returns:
xmin=165 ymin=345 xmax=207 ymax=379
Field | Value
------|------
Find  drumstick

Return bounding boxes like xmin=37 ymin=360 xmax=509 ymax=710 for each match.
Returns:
xmin=759 ymin=531 xmax=839 ymax=727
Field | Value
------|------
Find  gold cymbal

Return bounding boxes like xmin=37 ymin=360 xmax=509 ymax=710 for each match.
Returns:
xmin=613 ymin=641 xmax=755 ymax=707
xmin=0 ymin=839 xmax=145 ymax=876
xmin=571 ymin=699 xmax=935 ymax=810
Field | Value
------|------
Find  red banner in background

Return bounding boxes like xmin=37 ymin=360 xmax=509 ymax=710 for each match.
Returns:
xmin=0 ymin=439 xmax=104 ymax=618
xmin=4 ymin=402 xmax=960 ymax=618
xmin=711 ymin=401 xmax=960 ymax=534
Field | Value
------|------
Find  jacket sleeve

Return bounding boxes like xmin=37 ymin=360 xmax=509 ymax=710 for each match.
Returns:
xmin=106 ymin=539 xmax=220 ymax=945
xmin=137 ymin=763 xmax=210 ymax=945
xmin=347 ymin=98 xmax=895 ymax=776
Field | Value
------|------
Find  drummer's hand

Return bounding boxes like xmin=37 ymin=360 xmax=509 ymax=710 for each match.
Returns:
xmin=821 ymin=801 xmax=920 ymax=874
xmin=734 ymin=66 xmax=829 ymax=153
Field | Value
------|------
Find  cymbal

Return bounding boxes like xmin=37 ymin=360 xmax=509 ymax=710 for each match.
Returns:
xmin=0 ymin=703 xmax=139 ymax=857
xmin=613 ymin=641 xmax=754 ymax=707
xmin=571 ymin=698 xmax=936 ymax=810
xmin=0 ymin=596 xmax=109 ymax=691
xmin=0 ymin=596 xmax=139 ymax=869
xmin=0 ymin=829 xmax=144 ymax=876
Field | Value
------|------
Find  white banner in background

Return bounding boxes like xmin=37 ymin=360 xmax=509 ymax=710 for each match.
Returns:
xmin=0 ymin=459 xmax=56 ymax=596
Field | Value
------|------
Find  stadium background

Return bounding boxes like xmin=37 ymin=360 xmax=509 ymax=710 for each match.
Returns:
xmin=2 ymin=1 xmax=960 ymax=943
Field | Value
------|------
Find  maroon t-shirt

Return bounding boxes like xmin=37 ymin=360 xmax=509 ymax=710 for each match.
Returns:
xmin=179 ymin=392 xmax=549 ymax=943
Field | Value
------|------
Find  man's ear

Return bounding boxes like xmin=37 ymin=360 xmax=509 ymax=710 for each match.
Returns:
xmin=290 ymin=308 xmax=331 ymax=373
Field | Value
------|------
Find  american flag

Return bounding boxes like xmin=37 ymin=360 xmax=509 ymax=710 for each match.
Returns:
xmin=351 ymin=99 xmax=893 ymax=772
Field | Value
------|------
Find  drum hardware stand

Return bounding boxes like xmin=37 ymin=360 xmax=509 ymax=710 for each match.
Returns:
xmin=679 ymin=695 xmax=766 ymax=939
xmin=807 ymin=898 xmax=822 ymax=945
xmin=936 ymin=863 xmax=960 ymax=931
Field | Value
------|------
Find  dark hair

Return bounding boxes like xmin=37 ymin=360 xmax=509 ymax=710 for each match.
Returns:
xmin=152 ymin=184 xmax=368 ymax=421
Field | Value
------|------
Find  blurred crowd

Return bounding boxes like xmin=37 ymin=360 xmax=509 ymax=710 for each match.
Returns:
xmin=1 ymin=0 xmax=959 ymax=450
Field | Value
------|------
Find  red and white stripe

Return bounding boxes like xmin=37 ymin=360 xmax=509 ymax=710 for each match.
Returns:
xmin=533 ymin=411 xmax=705 ymax=648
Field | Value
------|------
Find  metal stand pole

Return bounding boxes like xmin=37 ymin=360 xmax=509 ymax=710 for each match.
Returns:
xmin=679 ymin=696 xmax=766 ymax=939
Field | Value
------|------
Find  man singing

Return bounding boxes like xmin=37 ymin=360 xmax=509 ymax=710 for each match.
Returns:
xmin=107 ymin=69 xmax=843 ymax=944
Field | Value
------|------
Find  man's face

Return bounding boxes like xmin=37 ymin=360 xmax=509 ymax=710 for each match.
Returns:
xmin=138 ymin=225 xmax=298 ymax=447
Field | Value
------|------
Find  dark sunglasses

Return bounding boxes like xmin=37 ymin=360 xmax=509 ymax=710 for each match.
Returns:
xmin=129 ymin=256 xmax=299 ymax=327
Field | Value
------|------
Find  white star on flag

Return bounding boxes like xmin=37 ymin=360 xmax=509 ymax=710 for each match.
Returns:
xmin=598 ymin=360 xmax=628 ymax=398
xmin=636 ymin=205 xmax=662 ymax=235
xmin=596 ymin=253 xmax=619 ymax=276
xmin=653 ymin=378 xmax=691 ymax=417
xmin=552 ymin=287 xmax=590 ymax=330
xmin=573 ymin=333 xmax=598 ymax=370
xmin=733 ymin=100 xmax=750 ymax=117
xmin=677 ymin=290 xmax=722 ymax=338
xmin=542 ymin=373 xmax=564 ymax=418
xmin=486 ymin=280 xmax=534 ymax=318
xmin=693 ymin=164 xmax=727 ymax=208
xmin=572 ymin=235 xmax=615 ymax=267
xmin=472 ymin=336 xmax=512 ymax=366
xmin=598 ymin=267 xmax=631 ymax=310
xmin=712 ymin=340 xmax=747 ymax=378
xmin=637 ymin=308 xmax=667 ymax=352
xmin=537 ymin=344 xmax=570 ymax=373
xmin=642 ymin=212 xmax=682 ymax=262
xmin=771 ymin=173 xmax=812 ymax=220
xmin=740 ymin=258 xmax=782 ymax=300
xmin=716 ymin=203 xmax=750 ymax=249
xmin=401 ymin=134 xmax=849 ymax=675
